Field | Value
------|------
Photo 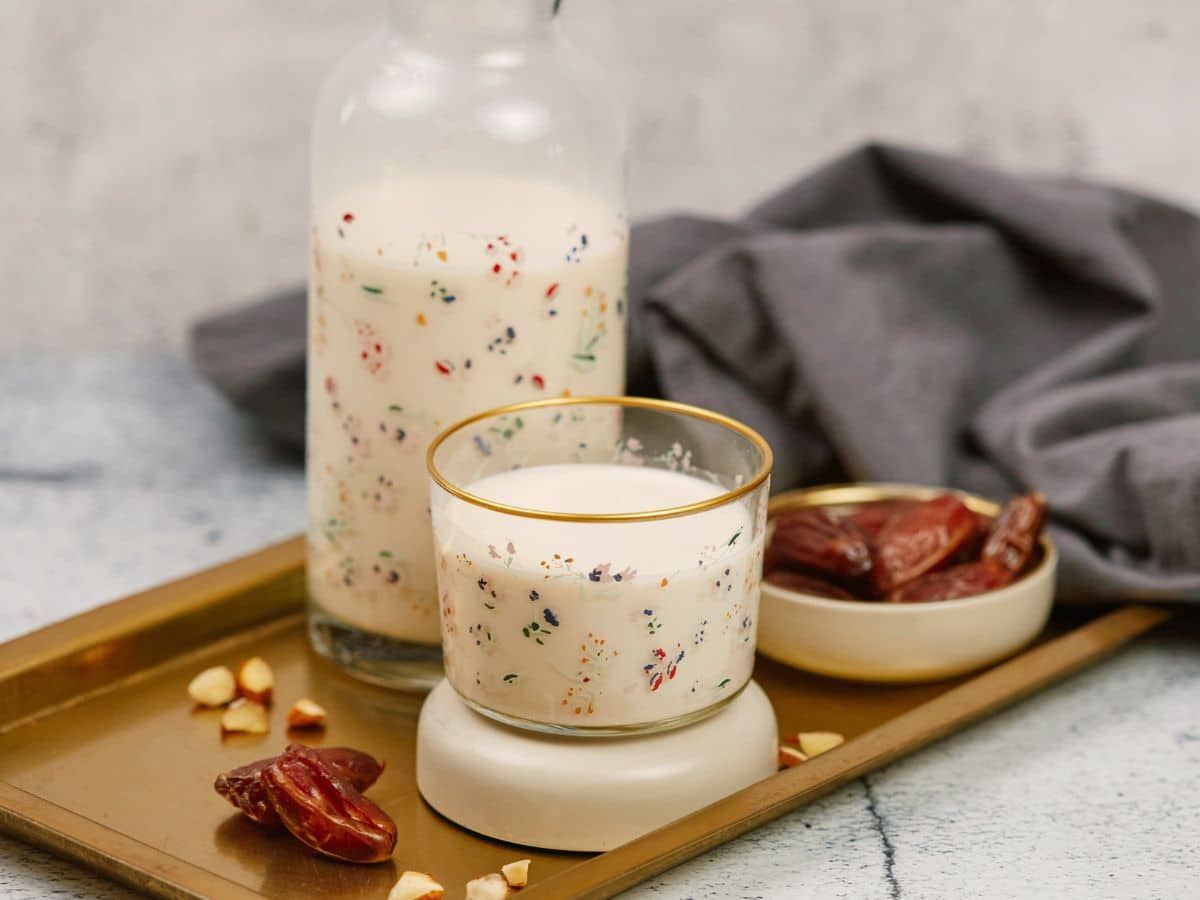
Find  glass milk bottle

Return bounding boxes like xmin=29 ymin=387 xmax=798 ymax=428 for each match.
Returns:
xmin=306 ymin=0 xmax=628 ymax=687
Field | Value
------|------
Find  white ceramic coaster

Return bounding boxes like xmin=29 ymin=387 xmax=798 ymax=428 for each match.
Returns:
xmin=416 ymin=679 xmax=778 ymax=851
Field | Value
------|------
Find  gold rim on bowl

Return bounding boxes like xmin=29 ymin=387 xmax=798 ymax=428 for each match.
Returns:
xmin=426 ymin=395 xmax=774 ymax=523
xmin=764 ymin=482 xmax=1057 ymax=613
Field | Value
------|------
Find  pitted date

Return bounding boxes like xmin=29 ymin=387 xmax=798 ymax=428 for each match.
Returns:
xmin=846 ymin=499 xmax=916 ymax=540
xmin=215 ymin=745 xmax=385 ymax=826
xmin=763 ymin=490 xmax=1048 ymax=605
xmin=286 ymin=744 xmax=386 ymax=792
xmin=887 ymin=562 xmax=1007 ymax=603
xmin=214 ymin=756 xmax=279 ymax=825
xmin=873 ymin=495 xmax=977 ymax=592
xmin=770 ymin=509 xmax=873 ymax=580
xmin=765 ymin=569 xmax=858 ymax=601
xmin=983 ymin=493 xmax=1047 ymax=577
xmin=262 ymin=751 xmax=397 ymax=864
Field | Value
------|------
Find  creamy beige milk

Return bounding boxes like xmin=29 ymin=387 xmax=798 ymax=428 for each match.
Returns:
xmin=307 ymin=176 xmax=628 ymax=642
xmin=433 ymin=464 xmax=763 ymax=728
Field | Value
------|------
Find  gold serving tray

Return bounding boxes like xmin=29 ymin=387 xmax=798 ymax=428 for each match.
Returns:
xmin=0 ymin=536 xmax=1173 ymax=899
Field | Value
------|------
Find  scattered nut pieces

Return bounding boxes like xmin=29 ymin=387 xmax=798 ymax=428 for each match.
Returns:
xmin=389 ymin=871 xmax=445 ymax=900
xmin=778 ymin=745 xmax=808 ymax=768
xmin=797 ymin=731 xmax=844 ymax=758
xmin=188 ymin=666 xmax=236 ymax=707
xmin=235 ymin=656 xmax=275 ymax=705
xmin=465 ymin=872 xmax=510 ymax=900
xmin=500 ymin=858 xmax=530 ymax=889
xmin=221 ymin=698 xmax=270 ymax=735
xmin=287 ymin=698 xmax=327 ymax=730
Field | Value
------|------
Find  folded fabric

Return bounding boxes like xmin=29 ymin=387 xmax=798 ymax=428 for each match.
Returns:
xmin=192 ymin=143 xmax=1200 ymax=603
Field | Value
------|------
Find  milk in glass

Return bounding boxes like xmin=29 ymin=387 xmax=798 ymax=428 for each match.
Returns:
xmin=433 ymin=464 xmax=762 ymax=728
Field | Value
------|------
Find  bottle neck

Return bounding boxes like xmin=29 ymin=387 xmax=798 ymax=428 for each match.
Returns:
xmin=387 ymin=0 xmax=557 ymax=35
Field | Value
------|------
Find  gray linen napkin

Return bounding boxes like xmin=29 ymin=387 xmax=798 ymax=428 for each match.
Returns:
xmin=192 ymin=143 xmax=1200 ymax=603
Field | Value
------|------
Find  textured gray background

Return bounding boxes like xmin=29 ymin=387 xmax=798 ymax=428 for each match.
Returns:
xmin=3 ymin=2 xmax=1200 ymax=898
xmin=5 ymin=0 xmax=1200 ymax=353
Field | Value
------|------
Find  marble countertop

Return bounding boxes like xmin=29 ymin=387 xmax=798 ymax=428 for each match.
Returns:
xmin=2 ymin=354 xmax=1197 ymax=899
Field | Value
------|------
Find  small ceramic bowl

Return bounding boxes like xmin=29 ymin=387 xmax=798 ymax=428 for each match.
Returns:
xmin=757 ymin=483 xmax=1057 ymax=683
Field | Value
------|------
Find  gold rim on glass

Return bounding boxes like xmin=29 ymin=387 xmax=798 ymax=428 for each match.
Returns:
xmin=426 ymin=395 xmax=774 ymax=523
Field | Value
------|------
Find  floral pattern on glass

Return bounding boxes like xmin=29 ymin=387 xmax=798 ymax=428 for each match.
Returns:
xmin=306 ymin=191 xmax=628 ymax=644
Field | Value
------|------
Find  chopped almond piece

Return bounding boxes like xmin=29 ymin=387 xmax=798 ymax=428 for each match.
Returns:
xmin=220 ymin=698 xmax=269 ymax=735
xmin=797 ymin=731 xmax=844 ymax=758
xmin=235 ymin=656 xmax=275 ymax=705
xmin=465 ymin=872 xmax=510 ymax=900
xmin=389 ymin=871 xmax=445 ymax=900
xmin=188 ymin=666 xmax=236 ymax=707
xmin=778 ymin=745 xmax=808 ymax=768
xmin=500 ymin=858 xmax=530 ymax=889
xmin=287 ymin=698 xmax=327 ymax=730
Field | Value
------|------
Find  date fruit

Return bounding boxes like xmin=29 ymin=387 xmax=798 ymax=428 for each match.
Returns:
xmin=214 ymin=756 xmax=279 ymax=825
xmin=873 ymin=495 xmax=977 ymax=592
xmin=215 ymin=745 xmax=385 ymax=826
xmin=770 ymin=509 xmax=872 ymax=580
xmin=887 ymin=562 xmax=1006 ymax=603
xmin=262 ymin=750 xmax=397 ymax=864
xmin=983 ymin=493 xmax=1047 ymax=577
xmin=846 ymin=499 xmax=916 ymax=540
xmin=764 ymin=569 xmax=857 ymax=601
xmin=764 ymin=490 xmax=1048 ymax=604
xmin=285 ymin=744 xmax=386 ymax=792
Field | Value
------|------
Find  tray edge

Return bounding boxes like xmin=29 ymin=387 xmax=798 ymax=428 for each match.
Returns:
xmin=0 ymin=780 xmax=263 ymax=900
xmin=0 ymin=536 xmax=306 ymax=731
xmin=523 ymin=604 xmax=1175 ymax=899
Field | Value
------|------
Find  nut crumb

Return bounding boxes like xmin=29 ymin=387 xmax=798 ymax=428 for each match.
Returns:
xmin=221 ymin=698 xmax=269 ymax=735
xmin=188 ymin=666 xmax=235 ymax=708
